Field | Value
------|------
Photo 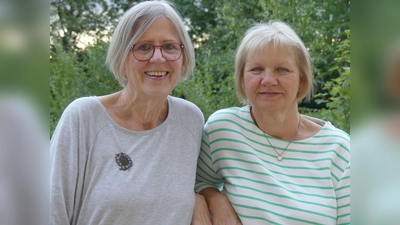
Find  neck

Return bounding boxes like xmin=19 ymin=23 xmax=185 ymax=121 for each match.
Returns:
xmin=112 ymin=89 xmax=169 ymax=130
xmin=250 ymin=106 xmax=301 ymax=140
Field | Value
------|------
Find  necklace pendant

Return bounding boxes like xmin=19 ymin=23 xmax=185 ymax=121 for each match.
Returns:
xmin=116 ymin=152 xmax=133 ymax=171
xmin=277 ymin=155 xmax=283 ymax=161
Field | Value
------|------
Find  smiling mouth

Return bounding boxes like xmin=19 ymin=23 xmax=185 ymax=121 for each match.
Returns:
xmin=261 ymin=91 xmax=279 ymax=94
xmin=145 ymin=71 xmax=168 ymax=77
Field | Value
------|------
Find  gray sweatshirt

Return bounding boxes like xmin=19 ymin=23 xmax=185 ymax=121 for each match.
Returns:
xmin=50 ymin=96 xmax=204 ymax=225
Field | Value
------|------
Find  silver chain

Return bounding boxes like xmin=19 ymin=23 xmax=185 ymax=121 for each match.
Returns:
xmin=263 ymin=114 xmax=302 ymax=161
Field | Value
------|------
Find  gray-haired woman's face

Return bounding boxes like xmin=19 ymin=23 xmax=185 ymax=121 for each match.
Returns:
xmin=124 ymin=17 xmax=184 ymax=98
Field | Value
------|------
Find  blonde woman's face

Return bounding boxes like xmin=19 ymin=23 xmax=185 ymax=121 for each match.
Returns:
xmin=243 ymin=45 xmax=303 ymax=113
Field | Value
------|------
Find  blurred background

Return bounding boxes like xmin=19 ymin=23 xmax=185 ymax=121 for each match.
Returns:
xmin=1 ymin=0 xmax=48 ymax=224
xmin=352 ymin=0 xmax=400 ymax=224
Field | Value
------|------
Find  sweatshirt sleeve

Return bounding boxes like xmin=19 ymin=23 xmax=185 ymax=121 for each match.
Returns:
xmin=50 ymin=100 xmax=86 ymax=225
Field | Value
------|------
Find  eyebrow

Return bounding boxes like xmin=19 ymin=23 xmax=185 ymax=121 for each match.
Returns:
xmin=135 ymin=39 xmax=179 ymax=44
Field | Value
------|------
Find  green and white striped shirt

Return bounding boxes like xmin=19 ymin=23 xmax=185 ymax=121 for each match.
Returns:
xmin=195 ymin=106 xmax=350 ymax=225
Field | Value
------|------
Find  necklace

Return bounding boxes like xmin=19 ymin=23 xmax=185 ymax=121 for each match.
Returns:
xmin=111 ymin=127 xmax=133 ymax=171
xmin=263 ymin=114 xmax=301 ymax=161
xmin=116 ymin=152 xmax=133 ymax=171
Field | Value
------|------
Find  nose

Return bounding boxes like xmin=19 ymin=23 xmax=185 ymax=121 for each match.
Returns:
xmin=149 ymin=46 xmax=166 ymax=62
xmin=261 ymin=70 xmax=277 ymax=86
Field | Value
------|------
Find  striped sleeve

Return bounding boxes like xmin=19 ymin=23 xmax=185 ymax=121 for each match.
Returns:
xmin=325 ymin=125 xmax=350 ymax=224
xmin=195 ymin=123 xmax=224 ymax=192
xmin=336 ymin=161 xmax=350 ymax=224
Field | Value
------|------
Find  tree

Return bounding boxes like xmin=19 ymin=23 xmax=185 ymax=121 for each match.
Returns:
xmin=172 ymin=0 xmax=350 ymax=123
xmin=315 ymin=30 xmax=350 ymax=133
xmin=50 ymin=0 xmax=130 ymax=51
xmin=50 ymin=0 xmax=351 ymax=134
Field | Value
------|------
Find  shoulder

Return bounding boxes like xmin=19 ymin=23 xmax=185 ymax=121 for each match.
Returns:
xmin=322 ymin=121 xmax=350 ymax=142
xmin=168 ymin=96 xmax=204 ymax=127
xmin=304 ymin=115 xmax=350 ymax=139
xmin=304 ymin=115 xmax=350 ymax=148
xmin=63 ymin=96 xmax=100 ymax=116
xmin=169 ymin=96 xmax=204 ymax=121
xmin=204 ymin=106 xmax=254 ymax=134
xmin=54 ymin=96 xmax=108 ymax=133
xmin=207 ymin=106 xmax=250 ymax=123
xmin=307 ymin=116 xmax=350 ymax=155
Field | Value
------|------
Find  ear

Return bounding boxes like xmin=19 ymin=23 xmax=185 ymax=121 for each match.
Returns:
xmin=298 ymin=75 xmax=304 ymax=92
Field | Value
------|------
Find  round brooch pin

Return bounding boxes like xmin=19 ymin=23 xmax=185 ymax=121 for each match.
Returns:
xmin=115 ymin=152 xmax=133 ymax=171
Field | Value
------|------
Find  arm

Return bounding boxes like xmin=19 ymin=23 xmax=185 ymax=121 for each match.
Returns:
xmin=191 ymin=193 xmax=212 ymax=225
xmin=194 ymin=124 xmax=242 ymax=224
xmin=50 ymin=102 xmax=83 ymax=225
xmin=200 ymin=188 xmax=242 ymax=225
xmin=336 ymin=162 xmax=350 ymax=224
xmin=333 ymin=132 xmax=350 ymax=224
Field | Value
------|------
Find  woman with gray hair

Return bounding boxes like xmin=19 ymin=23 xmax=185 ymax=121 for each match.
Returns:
xmin=195 ymin=21 xmax=350 ymax=224
xmin=50 ymin=1 xmax=209 ymax=224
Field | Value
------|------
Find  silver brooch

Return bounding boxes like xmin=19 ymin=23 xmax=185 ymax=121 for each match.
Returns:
xmin=115 ymin=152 xmax=133 ymax=171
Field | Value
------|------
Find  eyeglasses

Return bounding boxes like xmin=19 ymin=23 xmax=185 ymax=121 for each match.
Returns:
xmin=131 ymin=43 xmax=184 ymax=61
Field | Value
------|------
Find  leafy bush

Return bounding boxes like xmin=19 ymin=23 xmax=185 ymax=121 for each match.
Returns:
xmin=315 ymin=30 xmax=350 ymax=133
xmin=50 ymin=40 xmax=120 ymax=136
xmin=50 ymin=0 xmax=351 ymax=135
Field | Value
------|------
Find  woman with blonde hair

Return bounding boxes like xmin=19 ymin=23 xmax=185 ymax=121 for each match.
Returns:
xmin=195 ymin=21 xmax=350 ymax=224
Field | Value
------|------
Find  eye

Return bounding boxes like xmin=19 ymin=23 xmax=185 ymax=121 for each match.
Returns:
xmin=136 ymin=43 xmax=152 ymax=51
xmin=250 ymin=67 xmax=262 ymax=72
xmin=163 ymin=43 xmax=174 ymax=50
xmin=277 ymin=67 xmax=290 ymax=73
xmin=249 ymin=67 xmax=263 ymax=75
xmin=163 ymin=43 xmax=177 ymax=50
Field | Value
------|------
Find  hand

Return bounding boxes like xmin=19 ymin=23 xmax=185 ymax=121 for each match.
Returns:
xmin=209 ymin=201 xmax=242 ymax=225
xmin=200 ymin=188 xmax=242 ymax=225
xmin=191 ymin=193 xmax=212 ymax=225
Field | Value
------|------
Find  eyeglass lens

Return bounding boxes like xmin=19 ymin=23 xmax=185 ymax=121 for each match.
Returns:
xmin=132 ymin=43 xmax=182 ymax=61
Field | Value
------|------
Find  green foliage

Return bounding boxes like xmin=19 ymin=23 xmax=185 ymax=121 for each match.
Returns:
xmin=50 ymin=40 xmax=120 ymax=135
xmin=315 ymin=30 xmax=350 ymax=133
xmin=50 ymin=42 xmax=83 ymax=133
xmin=172 ymin=0 xmax=350 ymax=128
xmin=172 ymin=47 xmax=240 ymax=119
xmin=77 ymin=41 xmax=121 ymax=96
xmin=50 ymin=0 xmax=351 ymax=134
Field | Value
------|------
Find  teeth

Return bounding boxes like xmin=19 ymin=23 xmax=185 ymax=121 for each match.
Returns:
xmin=146 ymin=71 xmax=167 ymax=77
